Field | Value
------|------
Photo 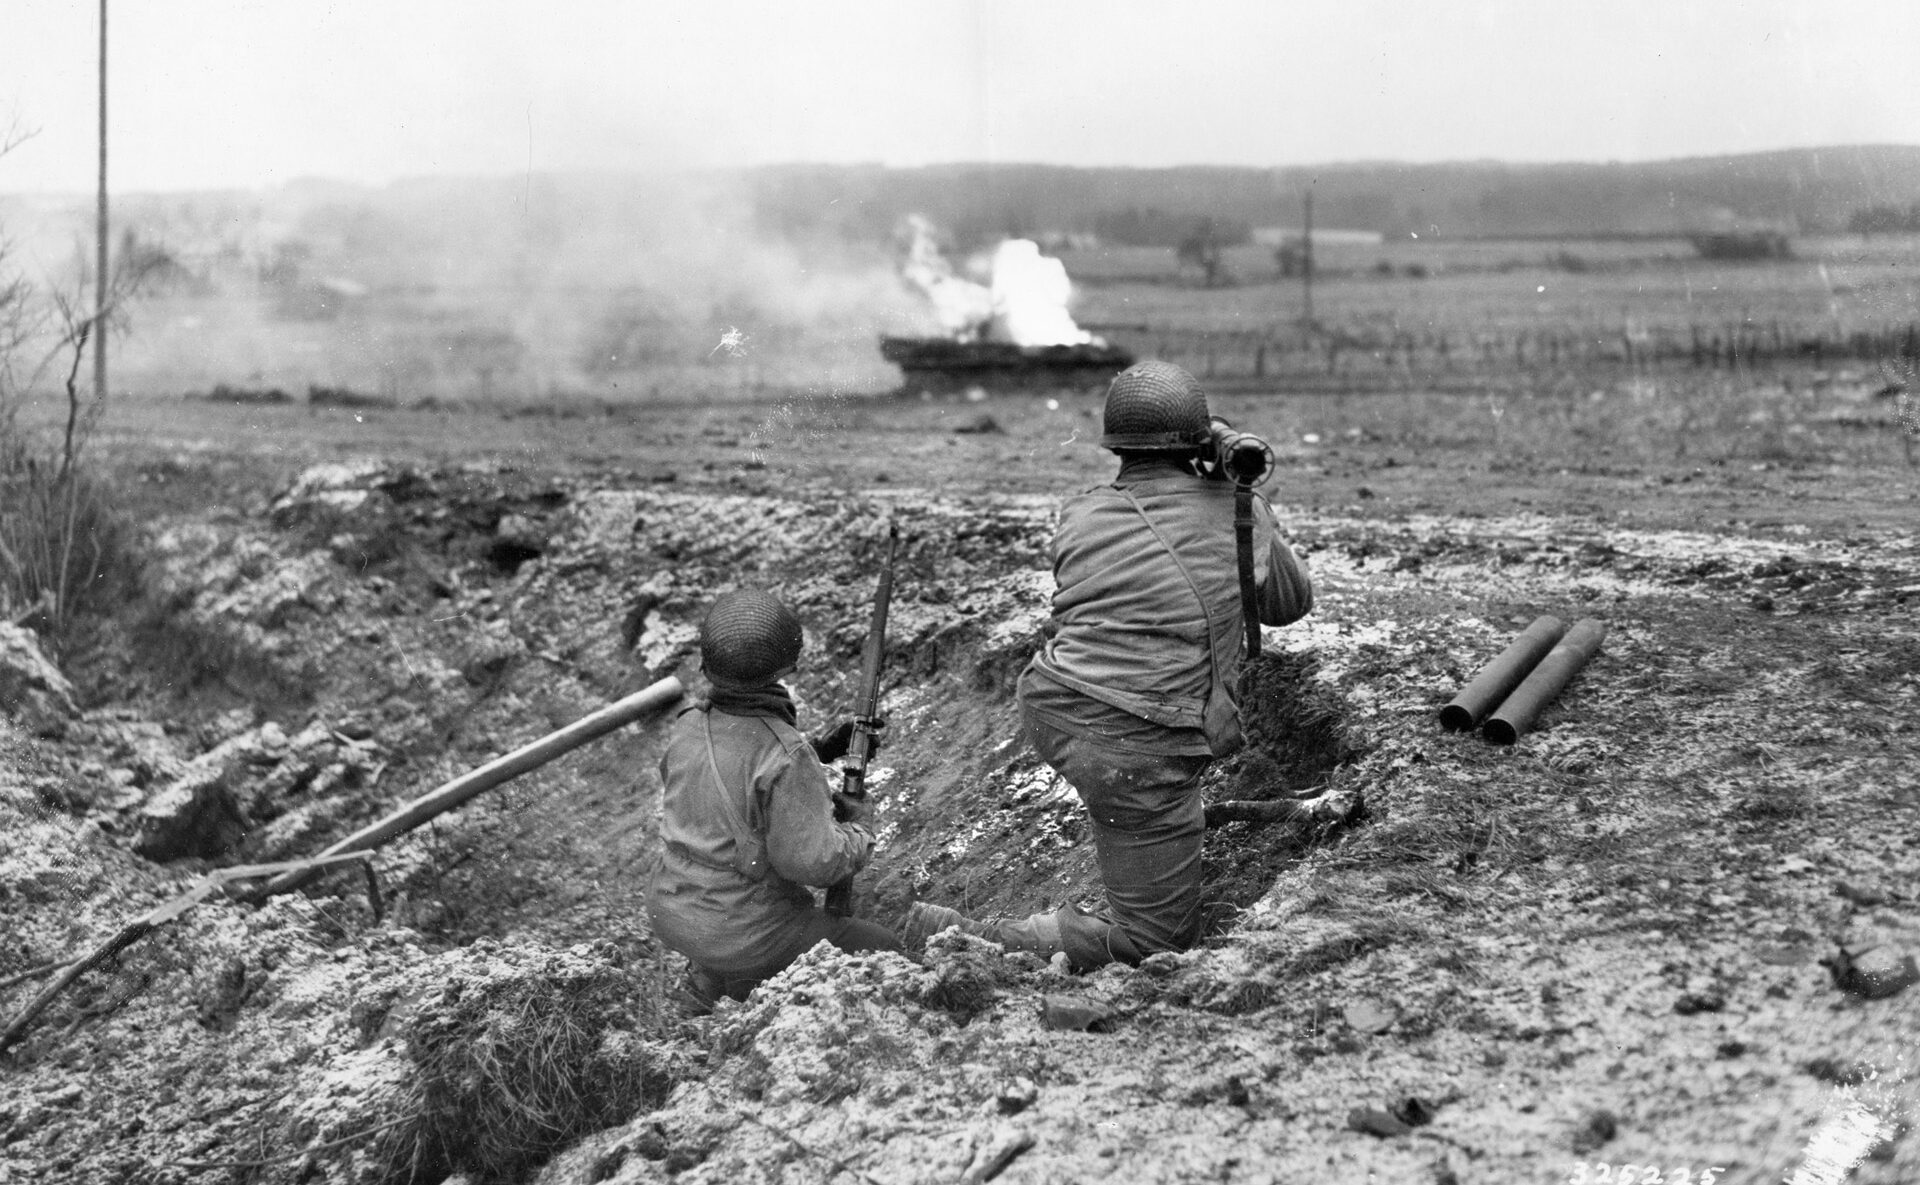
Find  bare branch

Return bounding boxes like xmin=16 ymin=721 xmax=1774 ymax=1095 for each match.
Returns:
xmin=58 ymin=316 xmax=90 ymax=481
xmin=0 ymin=959 xmax=75 ymax=993
xmin=0 ymin=117 xmax=39 ymax=159
xmin=0 ymin=852 xmax=380 ymax=1056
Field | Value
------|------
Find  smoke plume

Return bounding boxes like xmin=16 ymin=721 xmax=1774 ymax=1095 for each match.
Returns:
xmin=3 ymin=172 xmax=943 ymax=403
xmin=896 ymin=215 xmax=1099 ymax=348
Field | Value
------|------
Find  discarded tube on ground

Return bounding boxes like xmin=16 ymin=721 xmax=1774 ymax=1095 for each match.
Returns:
xmin=1438 ymin=615 xmax=1567 ymax=731
xmin=1482 ymin=618 xmax=1608 ymax=745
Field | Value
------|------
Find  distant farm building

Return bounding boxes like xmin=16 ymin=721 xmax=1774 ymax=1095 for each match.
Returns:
xmin=1250 ymin=227 xmax=1385 ymax=248
xmin=1689 ymin=230 xmax=1793 ymax=261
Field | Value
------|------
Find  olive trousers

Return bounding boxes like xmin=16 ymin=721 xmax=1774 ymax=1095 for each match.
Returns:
xmin=1021 ymin=709 xmax=1212 ymax=960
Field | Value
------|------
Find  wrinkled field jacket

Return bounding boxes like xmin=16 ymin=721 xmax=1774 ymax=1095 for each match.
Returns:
xmin=647 ymin=705 xmax=873 ymax=973
xmin=1026 ymin=467 xmax=1314 ymax=756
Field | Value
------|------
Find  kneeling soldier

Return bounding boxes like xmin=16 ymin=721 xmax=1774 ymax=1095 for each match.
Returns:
xmin=908 ymin=361 xmax=1315 ymax=969
xmin=648 ymin=589 xmax=902 ymax=1006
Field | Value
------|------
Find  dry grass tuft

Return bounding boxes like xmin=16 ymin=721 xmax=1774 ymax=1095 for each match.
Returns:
xmin=1198 ymin=650 xmax=1366 ymax=932
xmin=0 ymin=459 xmax=142 ymax=637
xmin=1282 ymin=918 xmax=1423 ymax=979
xmin=394 ymin=942 xmax=679 ymax=1185
xmin=1732 ymin=778 xmax=1817 ymax=822
xmin=1228 ymin=649 xmax=1362 ymax=794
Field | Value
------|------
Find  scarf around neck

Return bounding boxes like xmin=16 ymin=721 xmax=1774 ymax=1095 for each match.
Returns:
xmin=705 ymin=681 xmax=799 ymax=727
xmin=1116 ymin=455 xmax=1199 ymax=483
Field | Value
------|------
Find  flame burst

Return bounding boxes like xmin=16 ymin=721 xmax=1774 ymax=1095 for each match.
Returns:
xmin=899 ymin=216 xmax=1100 ymax=348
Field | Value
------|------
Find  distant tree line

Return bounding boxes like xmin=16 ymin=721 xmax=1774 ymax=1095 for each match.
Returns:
xmin=1846 ymin=203 xmax=1920 ymax=234
xmin=1093 ymin=207 xmax=1253 ymax=248
xmin=740 ymin=150 xmax=1920 ymax=244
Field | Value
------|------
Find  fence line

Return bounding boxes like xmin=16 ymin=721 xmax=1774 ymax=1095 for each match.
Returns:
xmin=1121 ymin=321 xmax=1920 ymax=381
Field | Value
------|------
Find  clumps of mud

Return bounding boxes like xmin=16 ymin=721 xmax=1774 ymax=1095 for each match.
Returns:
xmin=1198 ymin=648 xmax=1366 ymax=934
xmin=917 ymin=928 xmax=1045 ymax=1019
xmin=531 ymin=1081 xmax=737 ymax=1184
xmin=1123 ymin=944 xmax=1286 ymax=1016
xmin=532 ymin=942 xmax=1052 ymax=1185
xmin=275 ymin=939 xmax=683 ymax=1185
xmin=1222 ymin=648 xmax=1363 ymax=797
xmin=710 ymin=946 xmax=959 ymax=1106
xmin=129 ymin=718 xmax=385 ymax=863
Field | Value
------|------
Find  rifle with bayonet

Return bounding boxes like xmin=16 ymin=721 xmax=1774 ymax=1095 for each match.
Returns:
xmin=825 ymin=521 xmax=898 ymax=917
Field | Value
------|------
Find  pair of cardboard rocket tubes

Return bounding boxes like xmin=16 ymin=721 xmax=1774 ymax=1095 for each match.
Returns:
xmin=1440 ymin=615 xmax=1608 ymax=744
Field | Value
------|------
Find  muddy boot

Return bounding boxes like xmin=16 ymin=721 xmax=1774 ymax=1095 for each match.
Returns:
xmin=982 ymin=910 xmax=1065 ymax=958
xmin=904 ymin=902 xmax=1065 ymax=959
xmin=1053 ymin=905 xmax=1141 ymax=972
xmin=904 ymin=902 xmax=988 ymax=947
xmin=667 ymin=966 xmax=724 ymax=1018
xmin=903 ymin=902 xmax=1033 ymax=948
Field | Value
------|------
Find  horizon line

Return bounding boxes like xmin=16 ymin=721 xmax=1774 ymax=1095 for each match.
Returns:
xmin=7 ymin=143 xmax=1920 ymax=201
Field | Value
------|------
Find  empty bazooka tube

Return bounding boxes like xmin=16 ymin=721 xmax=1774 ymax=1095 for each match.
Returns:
xmin=1482 ymin=617 xmax=1609 ymax=745
xmin=1438 ymin=615 xmax=1568 ymax=731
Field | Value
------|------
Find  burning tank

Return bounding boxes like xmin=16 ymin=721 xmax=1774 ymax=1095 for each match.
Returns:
xmin=884 ymin=217 xmax=1133 ymax=392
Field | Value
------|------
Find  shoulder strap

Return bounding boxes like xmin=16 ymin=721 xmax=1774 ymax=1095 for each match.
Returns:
xmin=701 ymin=710 xmax=769 ymax=880
xmin=1115 ymin=485 xmax=1223 ymax=658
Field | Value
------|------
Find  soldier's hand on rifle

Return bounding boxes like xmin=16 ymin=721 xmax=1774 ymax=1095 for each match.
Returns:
xmin=811 ymin=717 xmax=886 ymax=765
xmin=832 ymin=789 xmax=875 ymax=827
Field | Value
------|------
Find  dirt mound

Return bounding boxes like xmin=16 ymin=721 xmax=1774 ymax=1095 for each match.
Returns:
xmin=268 ymin=938 xmax=683 ymax=1185
xmin=1197 ymin=648 xmax=1366 ymax=932
xmin=535 ymin=939 xmax=1058 ymax=1185
xmin=4 ymin=434 xmax=1918 ymax=1182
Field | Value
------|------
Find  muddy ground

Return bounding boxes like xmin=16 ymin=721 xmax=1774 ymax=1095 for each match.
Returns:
xmin=1 ymin=371 xmax=1917 ymax=1185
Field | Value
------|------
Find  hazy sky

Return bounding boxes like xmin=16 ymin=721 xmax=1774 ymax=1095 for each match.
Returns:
xmin=5 ymin=0 xmax=1919 ymax=193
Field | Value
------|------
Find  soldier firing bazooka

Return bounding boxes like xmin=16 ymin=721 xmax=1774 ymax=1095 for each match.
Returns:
xmin=907 ymin=361 xmax=1316 ymax=969
xmin=648 ymin=590 xmax=904 ymax=1010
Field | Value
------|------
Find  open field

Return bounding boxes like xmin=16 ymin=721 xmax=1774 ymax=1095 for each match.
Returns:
xmin=1 ymin=252 xmax=1918 ymax=1185
xmin=1065 ymin=235 xmax=1920 ymax=384
xmin=8 ymin=232 xmax=1916 ymax=409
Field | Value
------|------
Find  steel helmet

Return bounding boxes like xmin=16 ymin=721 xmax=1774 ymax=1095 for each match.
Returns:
xmin=699 ymin=589 xmax=804 ymax=687
xmin=1098 ymin=361 xmax=1210 ymax=453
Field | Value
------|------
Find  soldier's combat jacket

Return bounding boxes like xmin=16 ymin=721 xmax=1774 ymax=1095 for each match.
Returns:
xmin=1021 ymin=461 xmax=1314 ymax=756
xmin=647 ymin=705 xmax=873 ymax=973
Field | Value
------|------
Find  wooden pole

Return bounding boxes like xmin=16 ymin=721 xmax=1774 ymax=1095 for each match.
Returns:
xmin=257 ymin=676 xmax=685 ymax=898
xmin=94 ymin=0 xmax=108 ymax=406
xmin=1302 ymin=186 xmax=1315 ymax=329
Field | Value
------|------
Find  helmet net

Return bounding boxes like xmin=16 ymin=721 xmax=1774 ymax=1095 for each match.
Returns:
xmin=700 ymin=590 xmax=804 ymax=686
xmin=1099 ymin=361 xmax=1210 ymax=451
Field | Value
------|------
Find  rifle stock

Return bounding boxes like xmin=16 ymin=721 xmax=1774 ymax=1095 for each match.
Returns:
xmin=826 ymin=522 xmax=898 ymax=917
